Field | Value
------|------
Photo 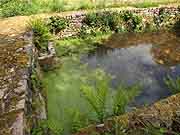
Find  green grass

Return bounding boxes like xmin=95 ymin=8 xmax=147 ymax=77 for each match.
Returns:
xmin=0 ymin=0 xmax=179 ymax=17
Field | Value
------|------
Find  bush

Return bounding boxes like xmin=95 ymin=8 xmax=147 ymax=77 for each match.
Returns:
xmin=82 ymin=11 xmax=143 ymax=35
xmin=28 ymin=18 xmax=51 ymax=53
xmin=83 ymin=11 xmax=122 ymax=32
xmin=120 ymin=11 xmax=143 ymax=32
xmin=47 ymin=16 xmax=69 ymax=34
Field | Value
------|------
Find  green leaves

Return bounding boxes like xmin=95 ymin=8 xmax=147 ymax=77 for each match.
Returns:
xmin=48 ymin=16 xmax=69 ymax=34
xmin=28 ymin=18 xmax=51 ymax=53
xmin=113 ymin=84 xmax=141 ymax=115
xmin=165 ymin=76 xmax=180 ymax=94
xmin=80 ymin=76 xmax=141 ymax=123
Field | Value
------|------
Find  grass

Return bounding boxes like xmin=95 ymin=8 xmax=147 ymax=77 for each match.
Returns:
xmin=0 ymin=0 xmax=179 ymax=17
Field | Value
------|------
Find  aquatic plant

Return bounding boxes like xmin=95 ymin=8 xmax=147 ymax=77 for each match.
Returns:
xmin=165 ymin=76 xmax=180 ymax=94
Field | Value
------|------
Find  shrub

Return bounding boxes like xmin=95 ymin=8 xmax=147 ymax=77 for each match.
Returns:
xmin=82 ymin=11 xmax=143 ymax=35
xmin=28 ymin=18 xmax=51 ymax=53
xmin=120 ymin=11 xmax=143 ymax=32
xmin=47 ymin=16 xmax=69 ymax=34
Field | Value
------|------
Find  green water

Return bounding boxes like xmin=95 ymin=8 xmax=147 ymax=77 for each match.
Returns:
xmin=43 ymin=57 xmax=105 ymax=134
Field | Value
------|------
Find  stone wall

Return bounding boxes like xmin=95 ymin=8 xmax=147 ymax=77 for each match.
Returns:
xmin=0 ymin=32 xmax=47 ymax=135
xmin=56 ymin=7 xmax=179 ymax=38
xmin=75 ymin=93 xmax=180 ymax=135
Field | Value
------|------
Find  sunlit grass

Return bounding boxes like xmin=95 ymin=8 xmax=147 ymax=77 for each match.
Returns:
xmin=0 ymin=0 xmax=179 ymax=17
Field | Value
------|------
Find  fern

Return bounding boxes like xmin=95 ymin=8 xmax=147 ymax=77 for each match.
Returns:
xmin=165 ymin=76 xmax=180 ymax=94
xmin=81 ymin=82 xmax=109 ymax=123
xmin=113 ymin=84 xmax=140 ymax=116
xmin=81 ymin=78 xmax=141 ymax=122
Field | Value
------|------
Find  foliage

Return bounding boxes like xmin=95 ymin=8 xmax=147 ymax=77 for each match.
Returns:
xmin=31 ymin=120 xmax=63 ymax=135
xmin=47 ymin=16 xmax=69 ymax=34
xmin=80 ymin=75 xmax=141 ymax=122
xmin=120 ymin=11 xmax=143 ymax=32
xmin=55 ymin=33 xmax=110 ymax=57
xmin=165 ymin=76 xmax=180 ymax=94
xmin=80 ymin=77 xmax=109 ymax=122
xmin=173 ymin=18 xmax=180 ymax=36
xmin=48 ymin=0 xmax=66 ymax=12
xmin=28 ymin=18 xmax=51 ymax=53
xmin=82 ymin=11 xmax=122 ymax=33
xmin=82 ymin=11 xmax=143 ymax=35
xmin=112 ymin=84 xmax=140 ymax=115
xmin=0 ymin=0 xmax=37 ymax=17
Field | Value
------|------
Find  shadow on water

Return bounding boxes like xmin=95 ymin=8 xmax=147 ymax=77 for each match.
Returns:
xmin=81 ymin=32 xmax=180 ymax=106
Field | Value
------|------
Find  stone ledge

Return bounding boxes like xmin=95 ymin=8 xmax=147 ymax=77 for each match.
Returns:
xmin=74 ymin=94 xmax=180 ymax=135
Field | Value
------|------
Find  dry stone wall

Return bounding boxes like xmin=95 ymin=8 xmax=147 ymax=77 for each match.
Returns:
xmin=0 ymin=32 xmax=46 ymax=135
xmin=57 ymin=7 xmax=179 ymax=38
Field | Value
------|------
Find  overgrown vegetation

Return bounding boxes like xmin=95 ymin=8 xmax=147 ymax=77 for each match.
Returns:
xmin=82 ymin=11 xmax=143 ymax=34
xmin=28 ymin=18 xmax=51 ymax=53
xmin=47 ymin=16 xmax=69 ymax=34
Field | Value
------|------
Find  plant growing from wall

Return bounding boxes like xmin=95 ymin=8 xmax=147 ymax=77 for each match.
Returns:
xmin=28 ymin=18 xmax=51 ymax=53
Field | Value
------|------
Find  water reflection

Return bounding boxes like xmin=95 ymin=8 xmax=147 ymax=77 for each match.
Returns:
xmin=81 ymin=32 xmax=180 ymax=106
